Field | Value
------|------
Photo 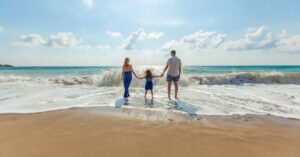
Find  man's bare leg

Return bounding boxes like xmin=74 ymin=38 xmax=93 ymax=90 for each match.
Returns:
xmin=174 ymin=81 xmax=178 ymax=99
xmin=168 ymin=82 xmax=172 ymax=100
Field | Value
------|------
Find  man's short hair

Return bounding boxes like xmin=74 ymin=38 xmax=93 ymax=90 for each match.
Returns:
xmin=171 ymin=50 xmax=176 ymax=55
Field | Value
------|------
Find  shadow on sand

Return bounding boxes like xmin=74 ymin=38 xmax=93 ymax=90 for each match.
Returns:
xmin=144 ymin=99 xmax=154 ymax=107
xmin=170 ymin=100 xmax=197 ymax=116
xmin=115 ymin=98 xmax=129 ymax=108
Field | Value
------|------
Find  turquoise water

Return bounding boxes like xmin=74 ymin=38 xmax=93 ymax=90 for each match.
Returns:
xmin=0 ymin=66 xmax=115 ymax=77
xmin=1 ymin=66 xmax=300 ymax=77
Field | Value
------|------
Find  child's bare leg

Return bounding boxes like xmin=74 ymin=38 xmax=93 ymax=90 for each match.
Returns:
xmin=144 ymin=90 xmax=148 ymax=99
xmin=150 ymin=90 xmax=153 ymax=98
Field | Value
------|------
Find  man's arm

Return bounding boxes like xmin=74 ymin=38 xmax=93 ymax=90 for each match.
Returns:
xmin=178 ymin=65 xmax=181 ymax=79
xmin=154 ymin=75 xmax=163 ymax=78
xmin=161 ymin=64 xmax=169 ymax=76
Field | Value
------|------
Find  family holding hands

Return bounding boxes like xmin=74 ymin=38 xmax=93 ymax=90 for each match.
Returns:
xmin=121 ymin=50 xmax=182 ymax=100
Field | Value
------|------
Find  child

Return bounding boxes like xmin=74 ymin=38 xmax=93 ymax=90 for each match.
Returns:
xmin=138 ymin=69 xmax=163 ymax=99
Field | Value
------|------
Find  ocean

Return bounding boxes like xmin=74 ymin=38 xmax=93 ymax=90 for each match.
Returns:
xmin=0 ymin=66 xmax=300 ymax=119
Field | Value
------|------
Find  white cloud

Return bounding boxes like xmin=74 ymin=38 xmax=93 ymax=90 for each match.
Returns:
xmin=279 ymin=29 xmax=287 ymax=38
xmin=211 ymin=34 xmax=227 ymax=48
xmin=147 ymin=32 xmax=164 ymax=39
xmin=161 ymin=40 xmax=179 ymax=50
xmin=107 ymin=31 xmax=122 ymax=37
xmin=12 ymin=34 xmax=46 ymax=47
xmin=222 ymin=26 xmax=278 ymax=50
xmin=13 ymin=32 xmax=79 ymax=48
xmin=160 ymin=30 xmax=217 ymax=50
xmin=277 ymin=35 xmax=300 ymax=51
xmin=79 ymin=45 xmax=91 ymax=49
xmin=120 ymin=29 xmax=164 ymax=50
xmin=45 ymin=32 xmax=78 ymax=48
xmin=181 ymin=30 xmax=216 ymax=48
xmin=120 ymin=29 xmax=147 ymax=50
xmin=97 ymin=44 xmax=111 ymax=49
xmin=0 ymin=26 xmax=4 ymax=32
xmin=160 ymin=27 xmax=299 ymax=52
xmin=83 ymin=0 xmax=93 ymax=7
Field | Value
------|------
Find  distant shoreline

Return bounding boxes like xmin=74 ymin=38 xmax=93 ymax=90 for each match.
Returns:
xmin=0 ymin=64 xmax=13 ymax=67
xmin=1 ymin=65 xmax=300 ymax=67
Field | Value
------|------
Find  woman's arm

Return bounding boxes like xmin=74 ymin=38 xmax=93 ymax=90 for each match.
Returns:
xmin=121 ymin=66 xmax=124 ymax=80
xmin=130 ymin=65 xmax=138 ymax=78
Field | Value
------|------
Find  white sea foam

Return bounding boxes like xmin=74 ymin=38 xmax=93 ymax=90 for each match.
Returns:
xmin=0 ymin=67 xmax=300 ymax=119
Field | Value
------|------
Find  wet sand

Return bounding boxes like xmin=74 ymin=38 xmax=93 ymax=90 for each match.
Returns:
xmin=0 ymin=109 xmax=300 ymax=157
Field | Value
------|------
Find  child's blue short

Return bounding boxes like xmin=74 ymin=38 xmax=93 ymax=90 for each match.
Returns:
xmin=145 ymin=81 xmax=153 ymax=90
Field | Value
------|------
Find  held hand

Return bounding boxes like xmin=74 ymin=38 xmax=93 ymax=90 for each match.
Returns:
xmin=160 ymin=74 xmax=163 ymax=77
xmin=178 ymin=75 xmax=180 ymax=79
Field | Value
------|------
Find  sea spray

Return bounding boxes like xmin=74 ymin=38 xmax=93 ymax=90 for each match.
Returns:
xmin=1 ymin=70 xmax=299 ymax=86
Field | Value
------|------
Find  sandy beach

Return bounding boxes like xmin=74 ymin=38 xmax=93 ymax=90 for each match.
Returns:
xmin=1 ymin=109 xmax=300 ymax=157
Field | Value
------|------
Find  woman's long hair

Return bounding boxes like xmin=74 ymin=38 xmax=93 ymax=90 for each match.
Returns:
xmin=123 ymin=58 xmax=130 ymax=67
xmin=145 ymin=69 xmax=153 ymax=79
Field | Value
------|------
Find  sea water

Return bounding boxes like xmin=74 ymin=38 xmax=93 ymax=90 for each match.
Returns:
xmin=0 ymin=66 xmax=300 ymax=119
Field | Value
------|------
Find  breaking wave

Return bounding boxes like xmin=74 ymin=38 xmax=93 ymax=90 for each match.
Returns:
xmin=191 ymin=72 xmax=300 ymax=85
xmin=0 ymin=68 xmax=300 ymax=87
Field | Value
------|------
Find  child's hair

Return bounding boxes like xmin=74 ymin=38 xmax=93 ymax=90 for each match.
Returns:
xmin=145 ymin=69 xmax=153 ymax=79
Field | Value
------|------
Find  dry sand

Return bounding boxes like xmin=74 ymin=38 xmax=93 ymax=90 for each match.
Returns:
xmin=0 ymin=109 xmax=300 ymax=157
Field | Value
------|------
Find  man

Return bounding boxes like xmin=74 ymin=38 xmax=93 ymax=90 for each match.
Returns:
xmin=161 ymin=50 xmax=182 ymax=99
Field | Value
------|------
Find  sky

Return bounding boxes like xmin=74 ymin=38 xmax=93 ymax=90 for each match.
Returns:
xmin=0 ymin=0 xmax=300 ymax=66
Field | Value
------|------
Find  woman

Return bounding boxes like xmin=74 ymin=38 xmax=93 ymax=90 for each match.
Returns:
xmin=121 ymin=57 xmax=138 ymax=98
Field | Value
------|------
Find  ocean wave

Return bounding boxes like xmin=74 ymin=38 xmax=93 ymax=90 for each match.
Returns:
xmin=0 ymin=69 xmax=300 ymax=86
xmin=191 ymin=72 xmax=300 ymax=85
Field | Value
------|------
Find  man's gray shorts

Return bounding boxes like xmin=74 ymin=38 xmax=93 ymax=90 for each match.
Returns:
xmin=167 ymin=75 xmax=179 ymax=82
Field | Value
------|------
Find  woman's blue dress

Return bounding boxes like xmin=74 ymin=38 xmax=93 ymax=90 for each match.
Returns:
xmin=123 ymin=71 xmax=132 ymax=97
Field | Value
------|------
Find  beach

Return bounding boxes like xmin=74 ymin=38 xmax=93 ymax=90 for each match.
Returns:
xmin=1 ymin=108 xmax=300 ymax=157
xmin=1 ymin=66 xmax=300 ymax=156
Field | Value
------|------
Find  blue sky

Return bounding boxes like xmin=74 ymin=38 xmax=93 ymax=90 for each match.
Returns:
xmin=0 ymin=0 xmax=300 ymax=66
